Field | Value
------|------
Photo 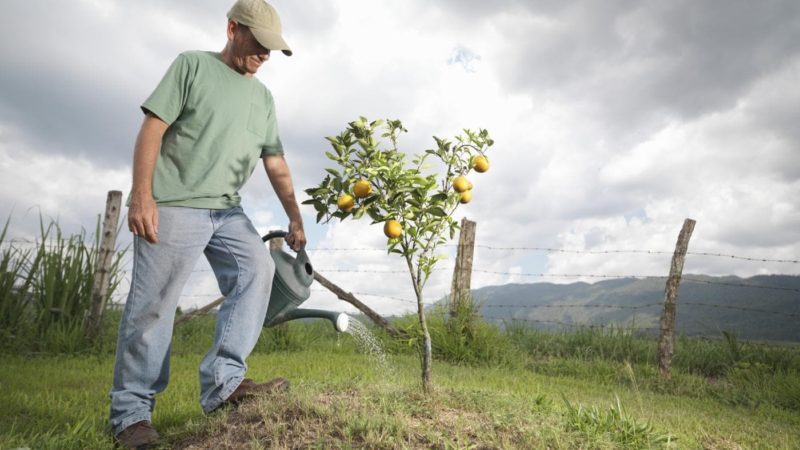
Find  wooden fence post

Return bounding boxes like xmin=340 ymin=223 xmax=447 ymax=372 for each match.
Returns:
xmin=450 ymin=217 xmax=476 ymax=317
xmin=85 ymin=190 xmax=122 ymax=341
xmin=657 ymin=218 xmax=696 ymax=381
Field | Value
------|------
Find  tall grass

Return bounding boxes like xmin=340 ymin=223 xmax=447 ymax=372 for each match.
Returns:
xmin=0 ymin=218 xmax=39 ymax=344
xmin=0 ymin=214 xmax=125 ymax=354
xmin=382 ymin=297 xmax=523 ymax=368
xmin=504 ymin=321 xmax=800 ymax=376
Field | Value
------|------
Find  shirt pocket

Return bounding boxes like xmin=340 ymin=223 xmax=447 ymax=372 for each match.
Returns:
xmin=247 ymin=103 xmax=267 ymax=138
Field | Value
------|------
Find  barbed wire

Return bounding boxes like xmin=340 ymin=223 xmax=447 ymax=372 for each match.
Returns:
xmin=478 ymin=316 xmax=661 ymax=332
xmin=482 ymin=303 xmax=662 ymax=310
xmin=467 ymin=245 xmax=674 ymax=256
xmin=309 ymin=287 xmax=427 ymax=305
xmin=4 ymin=234 xmax=797 ymax=263
xmin=680 ymin=301 xmax=800 ymax=318
xmin=682 ymin=276 xmax=800 ymax=293
xmin=461 ymin=245 xmax=800 ymax=264
xmin=479 ymin=301 xmax=800 ymax=319
xmin=687 ymin=251 xmax=798 ymax=264
xmin=295 ymin=268 xmax=800 ymax=293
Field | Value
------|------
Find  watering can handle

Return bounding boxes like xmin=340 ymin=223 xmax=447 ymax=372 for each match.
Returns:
xmin=261 ymin=230 xmax=309 ymax=260
xmin=261 ymin=230 xmax=288 ymax=242
xmin=261 ymin=230 xmax=313 ymax=278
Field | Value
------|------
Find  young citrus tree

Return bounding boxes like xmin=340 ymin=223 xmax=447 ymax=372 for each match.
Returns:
xmin=303 ymin=117 xmax=493 ymax=391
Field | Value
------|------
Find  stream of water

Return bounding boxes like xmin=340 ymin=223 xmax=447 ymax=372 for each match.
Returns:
xmin=344 ymin=318 xmax=394 ymax=375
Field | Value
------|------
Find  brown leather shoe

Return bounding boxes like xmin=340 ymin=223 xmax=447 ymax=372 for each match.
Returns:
xmin=225 ymin=377 xmax=290 ymax=405
xmin=115 ymin=420 xmax=159 ymax=449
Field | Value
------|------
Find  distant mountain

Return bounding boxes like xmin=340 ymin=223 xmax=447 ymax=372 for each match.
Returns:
xmin=464 ymin=275 xmax=800 ymax=342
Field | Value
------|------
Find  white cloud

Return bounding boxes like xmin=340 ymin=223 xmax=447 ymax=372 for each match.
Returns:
xmin=1 ymin=0 xmax=798 ymax=319
xmin=0 ymin=125 xmax=130 ymax=239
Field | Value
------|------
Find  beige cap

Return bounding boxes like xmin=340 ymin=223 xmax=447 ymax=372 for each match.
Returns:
xmin=227 ymin=0 xmax=292 ymax=56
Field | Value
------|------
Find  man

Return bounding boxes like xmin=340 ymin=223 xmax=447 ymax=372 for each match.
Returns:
xmin=109 ymin=1 xmax=305 ymax=447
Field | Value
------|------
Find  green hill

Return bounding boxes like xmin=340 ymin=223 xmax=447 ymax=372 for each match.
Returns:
xmin=471 ymin=275 xmax=800 ymax=342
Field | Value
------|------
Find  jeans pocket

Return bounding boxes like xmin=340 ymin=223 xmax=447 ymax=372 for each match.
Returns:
xmin=247 ymin=103 xmax=267 ymax=138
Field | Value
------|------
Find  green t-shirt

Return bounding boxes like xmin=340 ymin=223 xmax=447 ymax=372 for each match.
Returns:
xmin=141 ymin=50 xmax=284 ymax=209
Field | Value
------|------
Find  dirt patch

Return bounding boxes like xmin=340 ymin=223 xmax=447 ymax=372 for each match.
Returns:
xmin=173 ymin=387 xmax=531 ymax=449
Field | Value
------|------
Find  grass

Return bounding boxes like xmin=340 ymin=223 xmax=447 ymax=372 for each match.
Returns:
xmin=2 ymin=315 xmax=800 ymax=449
xmin=0 ymin=214 xmax=126 ymax=354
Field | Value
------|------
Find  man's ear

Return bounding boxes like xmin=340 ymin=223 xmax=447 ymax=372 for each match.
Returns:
xmin=226 ymin=19 xmax=237 ymax=41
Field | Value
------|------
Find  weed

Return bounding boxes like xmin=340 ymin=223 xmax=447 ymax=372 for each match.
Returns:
xmin=561 ymin=394 xmax=674 ymax=448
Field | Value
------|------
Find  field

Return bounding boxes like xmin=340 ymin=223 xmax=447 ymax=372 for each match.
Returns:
xmin=2 ymin=314 xmax=800 ymax=449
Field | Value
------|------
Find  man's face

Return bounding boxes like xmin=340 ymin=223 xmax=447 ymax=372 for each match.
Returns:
xmin=228 ymin=21 xmax=271 ymax=76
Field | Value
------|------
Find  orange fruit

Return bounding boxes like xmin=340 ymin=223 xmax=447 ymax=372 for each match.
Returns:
xmin=459 ymin=190 xmax=472 ymax=204
xmin=337 ymin=194 xmax=355 ymax=212
xmin=453 ymin=176 xmax=472 ymax=193
xmin=472 ymin=155 xmax=489 ymax=173
xmin=384 ymin=219 xmax=402 ymax=238
xmin=353 ymin=179 xmax=372 ymax=198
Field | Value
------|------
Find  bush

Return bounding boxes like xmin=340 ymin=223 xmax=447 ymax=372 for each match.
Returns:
xmin=0 ymin=215 xmax=125 ymax=354
xmin=385 ymin=297 xmax=522 ymax=368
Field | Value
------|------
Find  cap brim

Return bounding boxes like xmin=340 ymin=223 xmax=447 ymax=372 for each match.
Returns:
xmin=251 ymin=27 xmax=292 ymax=56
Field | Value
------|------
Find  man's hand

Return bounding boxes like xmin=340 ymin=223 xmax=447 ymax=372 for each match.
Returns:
xmin=263 ymin=155 xmax=306 ymax=252
xmin=128 ymin=112 xmax=168 ymax=244
xmin=128 ymin=194 xmax=159 ymax=244
xmin=285 ymin=220 xmax=306 ymax=251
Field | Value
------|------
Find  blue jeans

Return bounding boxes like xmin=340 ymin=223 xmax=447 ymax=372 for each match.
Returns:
xmin=109 ymin=206 xmax=274 ymax=435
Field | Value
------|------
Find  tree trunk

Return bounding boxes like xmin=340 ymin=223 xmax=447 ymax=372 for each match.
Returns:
xmin=417 ymin=287 xmax=433 ymax=393
xmin=406 ymin=256 xmax=432 ymax=392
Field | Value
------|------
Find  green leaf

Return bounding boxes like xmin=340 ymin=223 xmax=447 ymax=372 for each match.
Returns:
xmin=324 ymin=151 xmax=338 ymax=161
xmin=430 ymin=193 xmax=448 ymax=203
xmin=362 ymin=195 xmax=379 ymax=207
xmin=353 ymin=207 xmax=366 ymax=219
xmin=429 ymin=207 xmax=447 ymax=217
xmin=367 ymin=208 xmax=383 ymax=222
xmin=325 ymin=168 xmax=341 ymax=177
xmin=316 ymin=211 xmax=325 ymax=223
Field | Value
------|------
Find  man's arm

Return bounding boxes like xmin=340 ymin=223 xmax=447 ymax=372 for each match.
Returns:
xmin=263 ymin=154 xmax=306 ymax=251
xmin=128 ymin=113 xmax=169 ymax=244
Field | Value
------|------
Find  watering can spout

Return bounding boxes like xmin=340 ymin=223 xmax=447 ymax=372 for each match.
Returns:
xmin=261 ymin=230 xmax=348 ymax=332
xmin=267 ymin=308 xmax=350 ymax=332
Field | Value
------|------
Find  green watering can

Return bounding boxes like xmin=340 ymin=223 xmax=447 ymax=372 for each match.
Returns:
xmin=261 ymin=230 xmax=349 ymax=332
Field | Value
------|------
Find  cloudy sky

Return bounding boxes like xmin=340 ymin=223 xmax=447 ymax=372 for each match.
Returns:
xmin=1 ymin=0 xmax=798 ymax=316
